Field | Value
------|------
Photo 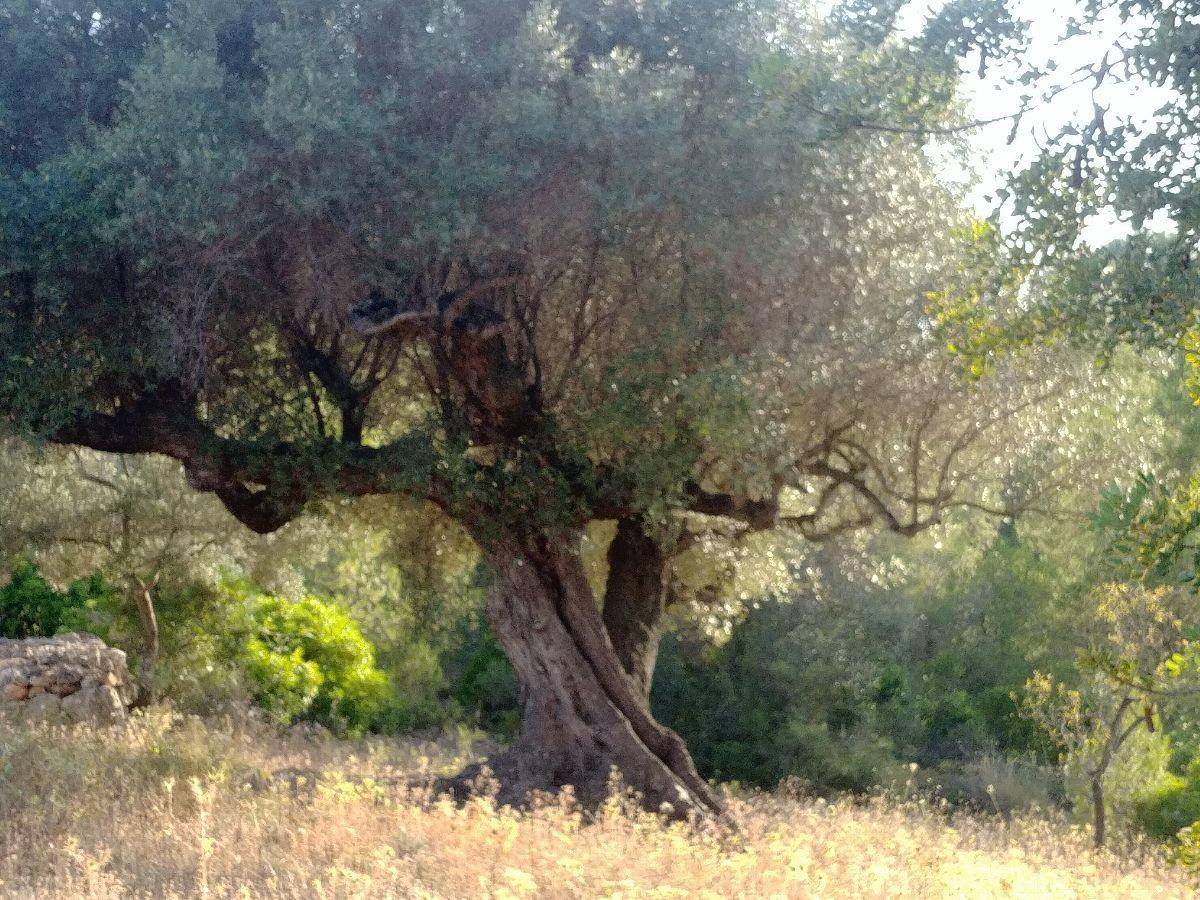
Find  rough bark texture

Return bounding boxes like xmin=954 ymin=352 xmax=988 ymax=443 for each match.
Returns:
xmin=602 ymin=517 xmax=669 ymax=701
xmin=446 ymin=536 xmax=719 ymax=819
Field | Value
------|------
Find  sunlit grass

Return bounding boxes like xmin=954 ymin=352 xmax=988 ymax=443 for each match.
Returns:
xmin=0 ymin=711 xmax=1187 ymax=898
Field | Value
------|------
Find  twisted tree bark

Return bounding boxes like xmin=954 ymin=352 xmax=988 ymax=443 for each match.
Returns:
xmin=447 ymin=534 xmax=719 ymax=819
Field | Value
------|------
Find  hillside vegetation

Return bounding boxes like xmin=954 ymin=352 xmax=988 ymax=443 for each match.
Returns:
xmin=0 ymin=713 xmax=1186 ymax=899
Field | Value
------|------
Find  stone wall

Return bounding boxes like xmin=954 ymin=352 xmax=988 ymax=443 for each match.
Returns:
xmin=0 ymin=633 xmax=135 ymax=724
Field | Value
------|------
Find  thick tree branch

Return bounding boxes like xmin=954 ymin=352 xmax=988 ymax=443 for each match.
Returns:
xmin=49 ymin=389 xmax=442 ymax=533
xmin=684 ymin=481 xmax=779 ymax=530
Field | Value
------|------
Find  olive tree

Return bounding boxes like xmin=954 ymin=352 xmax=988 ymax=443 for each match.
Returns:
xmin=1 ymin=0 xmax=1037 ymax=814
xmin=0 ymin=440 xmax=328 ymax=700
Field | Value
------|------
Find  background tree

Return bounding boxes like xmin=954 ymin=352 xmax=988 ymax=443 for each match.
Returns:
xmin=1023 ymin=583 xmax=1200 ymax=848
xmin=1 ymin=0 xmax=1041 ymax=815
xmin=981 ymin=1 xmax=1200 ymax=819
xmin=984 ymin=0 xmax=1200 ymax=564
xmin=0 ymin=441 xmax=323 ymax=701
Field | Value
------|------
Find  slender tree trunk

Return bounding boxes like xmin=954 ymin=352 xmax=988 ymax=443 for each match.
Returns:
xmin=602 ymin=517 xmax=669 ymax=701
xmin=130 ymin=576 xmax=159 ymax=707
xmin=446 ymin=533 xmax=719 ymax=819
xmin=1087 ymin=694 xmax=1136 ymax=850
xmin=1090 ymin=776 xmax=1106 ymax=849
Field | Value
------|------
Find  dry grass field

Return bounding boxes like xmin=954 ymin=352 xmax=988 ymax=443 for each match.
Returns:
xmin=0 ymin=712 xmax=1189 ymax=898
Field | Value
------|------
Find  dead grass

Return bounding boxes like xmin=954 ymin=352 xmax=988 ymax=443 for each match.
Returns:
xmin=0 ymin=711 xmax=1189 ymax=898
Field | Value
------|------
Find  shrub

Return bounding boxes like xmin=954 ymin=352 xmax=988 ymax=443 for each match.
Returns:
xmin=928 ymin=755 xmax=1065 ymax=815
xmin=220 ymin=583 xmax=392 ymax=735
xmin=1135 ymin=754 xmax=1200 ymax=842
xmin=652 ymin=613 xmax=901 ymax=794
xmin=1137 ymin=776 xmax=1200 ymax=841
xmin=450 ymin=626 xmax=519 ymax=738
xmin=0 ymin=561 xmax=115 ymax=639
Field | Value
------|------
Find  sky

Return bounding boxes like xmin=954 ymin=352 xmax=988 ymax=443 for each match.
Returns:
xmin=949 ymin=0 xmax=1173 ymax=241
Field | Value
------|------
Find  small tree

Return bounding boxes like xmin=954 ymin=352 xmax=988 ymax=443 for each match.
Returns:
xmin=0 ymin=443 xmax=325 ymax=703
xmin=1023 ymin=583 xmax=1200 ymax=848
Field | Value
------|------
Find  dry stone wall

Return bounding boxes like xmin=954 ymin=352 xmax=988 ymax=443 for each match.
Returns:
xmin=0 ymin=633 xmax=135 ymax=724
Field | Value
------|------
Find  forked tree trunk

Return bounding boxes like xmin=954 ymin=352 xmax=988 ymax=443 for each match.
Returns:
xmin=449 ymin=534 xmax=719 ymax=819
xmin=602 ymin=517 xmax=669 ymax=701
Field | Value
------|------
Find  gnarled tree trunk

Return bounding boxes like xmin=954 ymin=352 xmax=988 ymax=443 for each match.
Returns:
xmin=602 ymin=517 xmax=670 ymax=701
xmin=449 ymin=533 xmax=719 ymax=819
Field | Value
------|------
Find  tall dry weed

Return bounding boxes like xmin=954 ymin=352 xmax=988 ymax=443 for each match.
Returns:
xmin=0 ymin=712 xmax=1188 ymax=898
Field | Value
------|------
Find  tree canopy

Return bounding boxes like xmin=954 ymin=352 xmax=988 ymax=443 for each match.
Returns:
xmin=1 ymin=0 xmax=1038 ymax=537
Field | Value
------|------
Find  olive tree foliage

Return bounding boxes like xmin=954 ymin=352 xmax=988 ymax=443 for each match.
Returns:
xmin=973 ymin=0 xmax=1200 ymax=379
xmin=945 ymin=0 xmax=1200 ymax=588
xmin=929 ymin=0 xmax=1200 ymax=372
xmin=1005 ymin=0 xmax=1200 ymax=278
xmin=0 ymin=442 xmax=315 ymax=591
xmin=0 ymin=0 xmax=1047 ymax=813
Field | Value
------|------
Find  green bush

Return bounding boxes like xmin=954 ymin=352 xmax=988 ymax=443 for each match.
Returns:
xmin=219 ymin=583 xmax=392 ymax=735
xmin=1135 ymin=756 xmax=1200 ymax=842
xmin=649 ymin=526 xmax=1069 ymax=796
xmin=66 ymin=573 xmax=448 ymax=734
xmin=652 ymin=605 xmax=900 ymax=794
xmin=450 ymin=626 xmax=519 ymax=738
xmin=0 ymin=561 xmax=115 ymax=639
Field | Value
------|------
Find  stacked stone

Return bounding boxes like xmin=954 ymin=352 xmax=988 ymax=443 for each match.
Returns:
xmin=0 ymin=633 xmax=135 ymax=724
